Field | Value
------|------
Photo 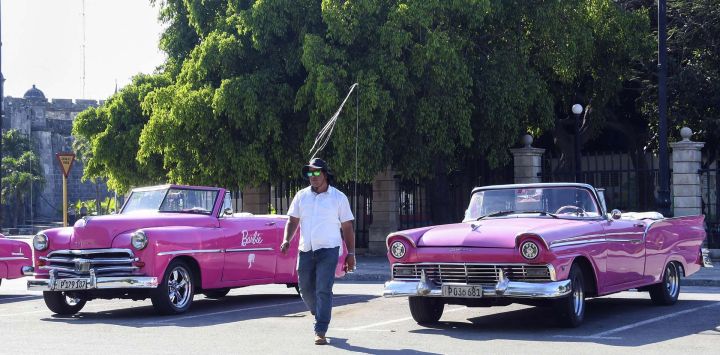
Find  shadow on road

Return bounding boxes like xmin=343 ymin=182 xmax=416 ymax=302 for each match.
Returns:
xmin=0 ymin=294 xmax=42 ymax=305
xmin=329 ymin=337 xmax=441 ymax=354
xmin=40 ymin=292 xmax=377 ymax=328
xmin=410 ymin=298 xmax=720 ymax=347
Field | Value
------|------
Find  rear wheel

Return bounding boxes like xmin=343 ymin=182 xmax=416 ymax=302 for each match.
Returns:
xmin=151 ymin=260 xmax=195 ymax=315
xmin=408 ymin=296 xmax=444 ymax=324
xmin=203 ymin=288 xmax=230 ymax=299
xmin=650 ymin=262 xmax=680 ymax=305
xmin=43 ymin=291 xmax=87 ymax=315
xmin=554 ymin=264 xmax=585 ymax=327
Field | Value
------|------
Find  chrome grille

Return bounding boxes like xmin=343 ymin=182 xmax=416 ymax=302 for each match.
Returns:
xmin=40 ymin=248 xmax=138 ymax=277
xmin=392 ymin=263 xmax=552 ymax=284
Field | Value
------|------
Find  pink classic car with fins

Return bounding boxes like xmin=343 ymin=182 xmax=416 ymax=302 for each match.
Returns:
xmin=1 ymin=233 xmax=33 ymax=287
xmin=383 ymin=183 xmax=713 ymax=327
xmin=26 ymin=184 xmax=347 ymax=315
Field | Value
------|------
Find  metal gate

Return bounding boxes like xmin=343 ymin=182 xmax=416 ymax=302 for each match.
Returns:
xmin=542 ymin=151 xmax=662 ymax=212
xmin=268 ymin=180 xmax=372 ymax=249
xmin=700 ymin=163 xmax=719 ymax=248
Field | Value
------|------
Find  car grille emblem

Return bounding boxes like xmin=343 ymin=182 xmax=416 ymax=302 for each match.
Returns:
xmin=75 ymin=260 xmax=91 ymax=273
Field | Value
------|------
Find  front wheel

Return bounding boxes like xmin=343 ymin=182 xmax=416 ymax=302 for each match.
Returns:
xmin=151 ymin=260 xmax=195 ymax=315
xmin=409 ymin=296 xmax=444 ymax=324
xmin=554 ymin=264 xmax=585 ymax=327
xmin=43 ymin=291 xmax=87 ymax=315
xmin=649 ymin=262 xmax=680 ymax=305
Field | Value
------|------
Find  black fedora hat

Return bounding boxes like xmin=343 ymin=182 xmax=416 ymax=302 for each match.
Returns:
xmin=302 ymin=158 xmax=334 ymax=181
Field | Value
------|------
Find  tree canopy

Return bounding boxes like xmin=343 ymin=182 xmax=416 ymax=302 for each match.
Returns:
xmin=74 ymin=0 xmax=655 ymax=192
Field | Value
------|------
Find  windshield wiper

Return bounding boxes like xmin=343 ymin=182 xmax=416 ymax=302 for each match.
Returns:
xmin=477 ymin=210 xmax=517 ymax=220
xmin=477 ymin=210 xmax=558 ymax=220
xmin=521 ymin=210 xmax=559 ymax=219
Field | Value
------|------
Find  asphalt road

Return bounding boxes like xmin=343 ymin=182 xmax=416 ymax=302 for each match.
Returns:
xmin=1 ymin=278 xmax=719 ymax=354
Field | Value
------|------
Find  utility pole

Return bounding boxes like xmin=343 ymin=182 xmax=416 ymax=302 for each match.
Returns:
xmin=657 ymin=0 xmax=671 ymax=216
xmin=0 ymin=1 xmax=5 ymax=229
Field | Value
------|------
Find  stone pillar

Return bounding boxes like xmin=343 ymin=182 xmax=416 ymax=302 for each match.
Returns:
xmin=241 ymin=183 xmax=270 ymax=214
xmin=670 ymin=127 xmax=705 ymax=217
xmin=368 ymin=169 xmax=400 ymax=255
xmin=509 ymin=135 xmax=545 ymax=184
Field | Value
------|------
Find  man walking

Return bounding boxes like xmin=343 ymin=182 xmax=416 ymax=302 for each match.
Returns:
xmin=280 ymin=158 xmax=356 ymax=345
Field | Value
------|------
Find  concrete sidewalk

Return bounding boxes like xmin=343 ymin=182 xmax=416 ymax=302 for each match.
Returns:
xmin=7 ymin=234 xmax=719 ymax=286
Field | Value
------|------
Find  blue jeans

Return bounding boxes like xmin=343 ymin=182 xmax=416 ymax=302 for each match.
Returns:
xmin=297 ymin=247 xmax=339 ymax=334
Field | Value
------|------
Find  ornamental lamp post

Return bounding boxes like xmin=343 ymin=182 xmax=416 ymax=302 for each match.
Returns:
xmin=657 ymin=0 xmax=672 ymax=216
xmin=572 ymin=103 xmax=583 ymax=183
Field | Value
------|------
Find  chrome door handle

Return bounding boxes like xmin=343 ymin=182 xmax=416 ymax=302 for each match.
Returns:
xmin=634 ymin=223 xmax=644 ymax=228
xmin=265 ymin=221 xmax=276 ymax=226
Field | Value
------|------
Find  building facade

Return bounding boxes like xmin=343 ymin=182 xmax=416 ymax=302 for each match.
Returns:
xmin=2 ymin=85 xmax=111 ymax=222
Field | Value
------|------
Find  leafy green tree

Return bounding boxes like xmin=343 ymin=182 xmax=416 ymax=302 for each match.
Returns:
xmin=72 ymin=73 xmax=171 ymax=192
xmin=139 ymin=0 xmax=325 ymax=189
xmin=1 ymin=130 xmax=45 ymax=227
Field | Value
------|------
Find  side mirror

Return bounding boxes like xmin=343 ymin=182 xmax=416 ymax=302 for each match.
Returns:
xmin=611 ymin=209 xmax=622 ymax=220
xmin=223 ymin=208 xmax=234 ymax=216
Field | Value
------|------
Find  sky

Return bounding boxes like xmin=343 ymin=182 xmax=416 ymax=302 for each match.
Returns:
xmin=2 ymin=0 xmax=167 ymax=101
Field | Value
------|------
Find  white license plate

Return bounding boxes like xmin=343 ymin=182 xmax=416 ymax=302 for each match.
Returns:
xmin=442 ymin=284 xmax=483 ymax=298
xmin=54 ymin=278 xmax=90 ymax=291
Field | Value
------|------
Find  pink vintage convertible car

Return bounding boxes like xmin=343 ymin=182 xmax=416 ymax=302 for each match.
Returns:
xmin=0 ymin=233 xmax=33 ymax=287
xmin=383 ymin=183 xmax=713 ymax=327
xmin=26 ymin=184 xmax=347 ymax=315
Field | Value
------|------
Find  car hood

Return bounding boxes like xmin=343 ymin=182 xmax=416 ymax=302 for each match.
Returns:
xmin=68 ymin=213 xmax=219 ymax=249
xmin=416 ymin=218 xmax=581 ymax=248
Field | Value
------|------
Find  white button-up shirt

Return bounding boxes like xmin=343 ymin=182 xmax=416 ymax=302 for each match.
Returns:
xmin=287 ymin=185 xmax=354 ymax=252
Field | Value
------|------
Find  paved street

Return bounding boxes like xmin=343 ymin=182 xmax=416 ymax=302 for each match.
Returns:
xmin=1 ymin=277 xmax=719 ymax=354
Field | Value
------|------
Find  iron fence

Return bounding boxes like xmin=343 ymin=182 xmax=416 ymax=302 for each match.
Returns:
xmin=542 ymin=151 xmax=662 ymax=212
xmin=266 ymin=180 xmax=373 ymax=249
xmin=700 ymin=164 xmax=720 ymax=248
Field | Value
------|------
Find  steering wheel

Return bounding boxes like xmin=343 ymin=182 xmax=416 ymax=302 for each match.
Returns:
xmin=554 ymin=205 xmax=586 ymax=216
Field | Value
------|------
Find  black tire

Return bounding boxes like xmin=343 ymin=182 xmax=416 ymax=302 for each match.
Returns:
xmin=43 ymin=291 xmax=87 ymax=315
xmin=151 ymin=260 xmax=195 ymax=315
xmin=554 ymin=264 xmax=586 ymax=327
xmin=409 ymin=296 xmax=444 ymax=324
xmin=649 ymin=262 xmax=680 ymax=305
xmin=203 ymin=288 xmax=230 ymax=299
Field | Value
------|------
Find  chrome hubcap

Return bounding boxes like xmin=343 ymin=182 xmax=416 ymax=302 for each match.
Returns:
xmin=167 ymin=266 xmax=192 ymax=309
xmin=63 ymin=292 xmax=81 ymax=306
xmin=665 ymin=263 xmax=679 ymax=297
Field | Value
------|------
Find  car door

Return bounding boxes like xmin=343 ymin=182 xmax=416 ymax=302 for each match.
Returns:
xmin=602 ymin=218 xmax=646 ymax=285
xmin=219 ymin=216 xmax=280 ymax=281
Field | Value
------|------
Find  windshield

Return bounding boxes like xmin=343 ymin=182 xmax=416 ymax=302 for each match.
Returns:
xmin=463 ymin=186 xmax=600 ymax=221
xmin=122 ymin=187 xmax=218 ymax=215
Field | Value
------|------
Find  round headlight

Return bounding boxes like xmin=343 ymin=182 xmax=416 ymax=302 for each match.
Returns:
xmin=390 ymin=241 xmax=406 ymax=259
xmin=520 ymin=241 xmax=539 ymax=260
xmin=33 ymin=233 xmax=48 ymax=251
xmin=131 ymin=231 xmax=148 ymax=250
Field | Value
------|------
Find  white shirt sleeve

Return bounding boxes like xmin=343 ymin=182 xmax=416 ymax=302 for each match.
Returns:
xmin=338 ymin=192 xmax=354 ymax=223
xmin=287 ymin=190 xmax=301 ymax=218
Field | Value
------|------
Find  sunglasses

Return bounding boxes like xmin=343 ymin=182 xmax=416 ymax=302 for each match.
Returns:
xmin=306 ymin=171 xmax=322 ymax=177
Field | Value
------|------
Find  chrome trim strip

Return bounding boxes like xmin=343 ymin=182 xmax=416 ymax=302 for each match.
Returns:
xmin=0 ymin=257 xmax=30 ymax=261
xmin=11 ymin=252 xmax=25 ymax=256
xmin=40 ymin=257 xmax=136 ymax=264
xmin=382 ymin=279 xmax=572 ymax=299
xmin=225 ymin=248 xmax=274 ymax=253
xmin=48 ymin=249 xmax=135 ymax=257
xmin=156 ymin=249 xmax=223 ymax=256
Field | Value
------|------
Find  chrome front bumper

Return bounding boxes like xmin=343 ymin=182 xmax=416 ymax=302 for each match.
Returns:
xmin=27 ymin=269 xmax=158 ymax=292
xmin=701 ymin=248 xmax=714 ymax=268
xmin=383 ymin=270 xmax=571 ymax=299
